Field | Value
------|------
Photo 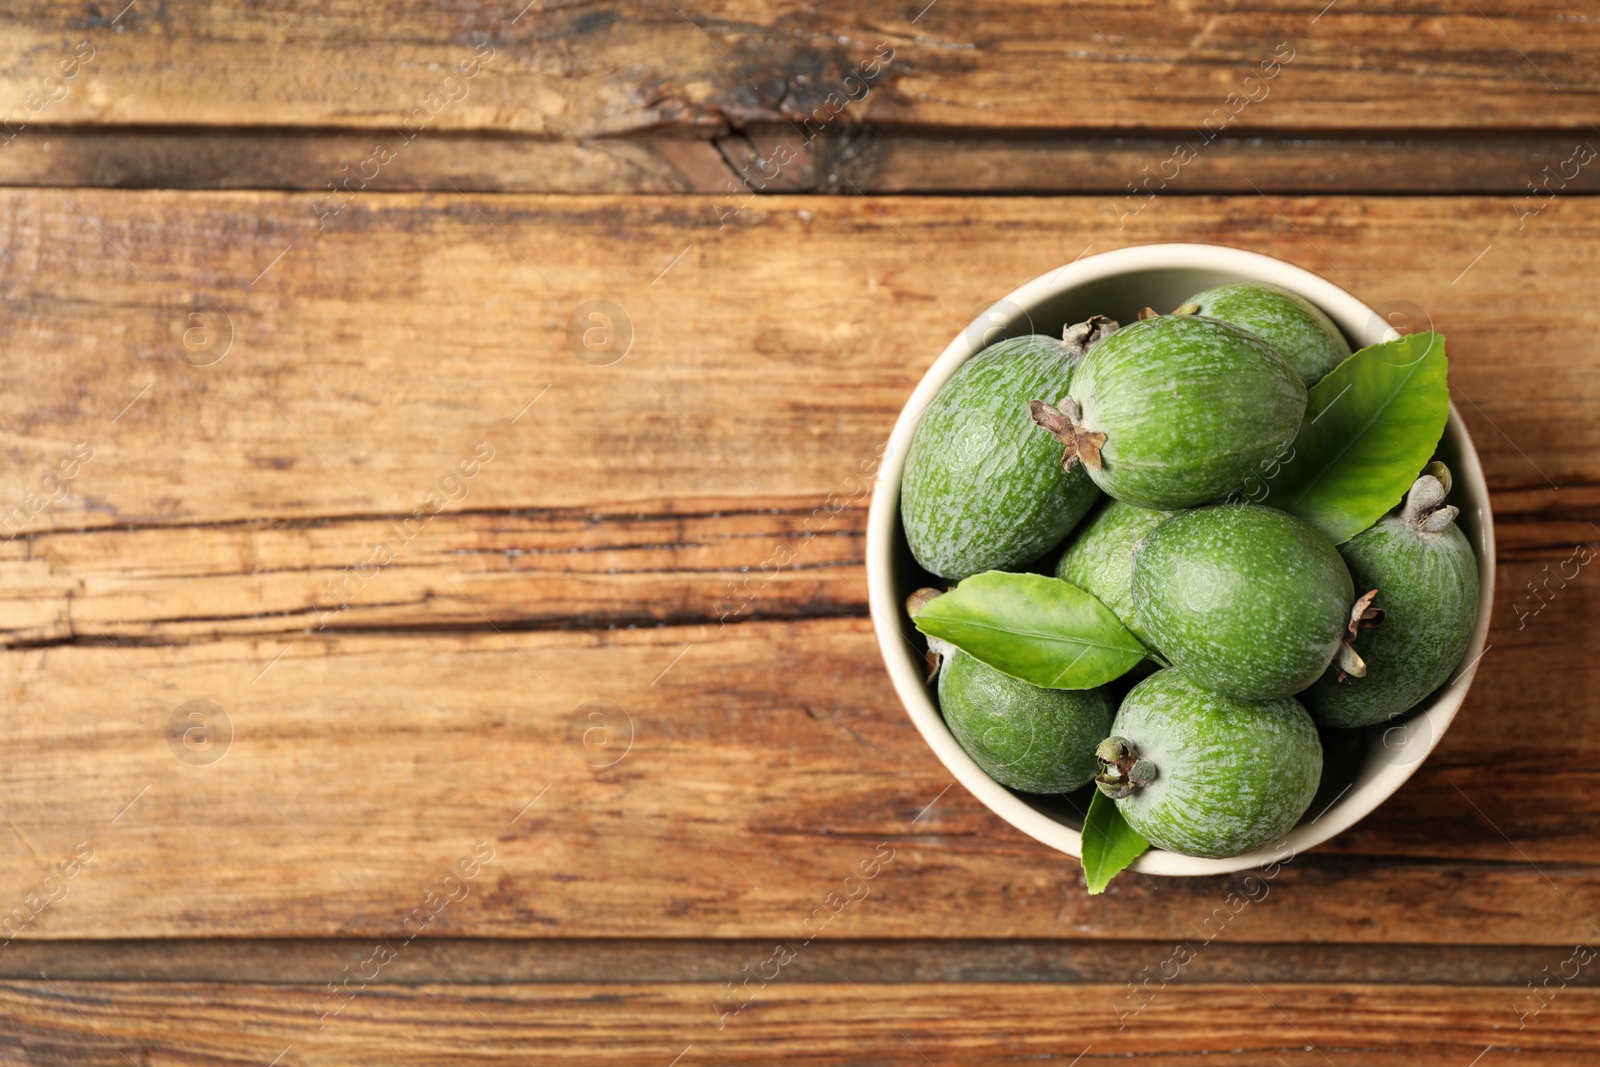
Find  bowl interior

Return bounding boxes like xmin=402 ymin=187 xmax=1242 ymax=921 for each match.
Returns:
xmin=977 ymin=267 xmax=1283 ymax=345
xmin=869 ymin=244 xmax=1496 ymax=878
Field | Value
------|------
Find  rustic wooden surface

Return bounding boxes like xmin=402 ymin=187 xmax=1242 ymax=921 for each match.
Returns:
xmin=7 ymin=128 xmax=1600 ymax=196
xmin=7 ymin=981 xmax=1598 ymax=1065
xmin=0 ymin=0 xmax=1597 ymax=1062
xmin=3 ymin=0 xmax=1597 ymax=134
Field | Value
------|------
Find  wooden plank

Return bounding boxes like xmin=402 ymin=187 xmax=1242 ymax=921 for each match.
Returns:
xmin=0 ymin=490 xmax=1589 ymax=644
xmin=4 ymin=981 xmax=1596 ymax=1064
xmin=0 ymin=615 xmax=1597 ymax=942
xmin=4 ymin=938 xmax=1599 ymax=987
xmin=5 ymin=127 xmax=1600 ymax=195
xmin=1 ymin=3 xmax=1597 ymax=135
xmin=851 ymin=130 xmax=1600 ymax=196
xmin=0 ymin=500 xmax=868 ymax=644
xmin=0 ymin=128 xmax=711 ymax=194
xmin=0 ymin=189 xmax=1594 ymax=532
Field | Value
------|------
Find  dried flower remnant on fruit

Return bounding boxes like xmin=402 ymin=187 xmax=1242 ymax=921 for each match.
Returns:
xmin=1401 ymin=463 xmax=1459 ymax=533
xmin=1030 ymin=396 xmax=1106 ymax=472
xmin=1061 ymin=315 xmax=1120 ymax=360
xmin=906 ymin=587 xmax=950 ymax=680
xmin=906 ymin=587 xmax=943 ymax=619
xmin=1334 ymin=588 xmax=1386 ymax=682
xmin=1094 ymin=735 xmax=1156 ymax=799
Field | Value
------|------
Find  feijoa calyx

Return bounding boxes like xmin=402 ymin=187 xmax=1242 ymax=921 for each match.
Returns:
xmin=1132 ymin=504 xmax=1355 ymax=700
xmin=902 ymin=335 xmax=1101 ymax=579
xmin=938 ymin=645 xmax=1114 ymax=794
xmin=1177 ymin=282 xmax=1352 ymax=387
xmin=1097 ymin=668 xmax=1322 ymax=859
xmin=1034 ymin=315 xmax=1306 ymax=510
xmin=1300 ymin=464 xmax=1481 ymax=728
xmin=1055 ymin=497 xmax=1173 ymax=649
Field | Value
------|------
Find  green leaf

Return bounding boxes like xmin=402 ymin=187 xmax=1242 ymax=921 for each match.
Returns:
xmin=910 ymin=571 xmax=1145 ymax=689
xmin=1264 ymin=331 xmax=1449 ymax=544
xmin=1081 ymin=788 xmax=1149 ymax=894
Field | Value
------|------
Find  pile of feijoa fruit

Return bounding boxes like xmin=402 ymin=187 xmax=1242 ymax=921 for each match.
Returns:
xmin=901 ymin=282 xmax=1480 ymax=886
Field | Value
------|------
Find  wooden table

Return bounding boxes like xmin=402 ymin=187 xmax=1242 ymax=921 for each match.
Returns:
xmin=0 ymin=3 xmax=1596 ymax=1062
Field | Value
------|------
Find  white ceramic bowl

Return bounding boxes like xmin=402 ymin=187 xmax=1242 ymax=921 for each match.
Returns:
xmin=866 ymin=243 xmax=1496 ymax=877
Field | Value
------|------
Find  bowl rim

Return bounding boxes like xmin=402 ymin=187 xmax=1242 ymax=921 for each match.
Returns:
xmin=865 ymin=242 xmax=1497 ymax=877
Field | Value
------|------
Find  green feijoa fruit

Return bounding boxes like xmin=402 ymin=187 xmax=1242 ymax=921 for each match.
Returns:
xmin=1096 ymin=669 xmax=1322 ymax=859
xmin=1055 ymin=498 xmax=1173 ymax=649
xmin=902 ymin=335 xmax=1101 ymax=579
xmin=938 ymin=648 xmax=1114 ymax=794
xmin=1034 ymin=315 xmax=1306 ymax=510
xmin=1132 ymin=503 xmax=1355 ymax=700
xmin=1177 ymin=282 xmax=1352 ymax=387
xmin=1300 ymin=464 xmax=1481 ymax=728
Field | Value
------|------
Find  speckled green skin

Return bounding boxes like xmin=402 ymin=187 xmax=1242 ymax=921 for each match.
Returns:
xmin=939 ymin=650 xmax=1114 ymax=794
xmin=1300 ymin=513 xmax=1480 ymax=728
xmin=1132 ymin=504 xmax=1354 ymax=700
xmin=1111 ymin=669 xmax=1322 ymax=858
xmin=1183 ymin=282 xmax=1352 ymax=387
xmin=1055 ymin=498 xmax=1173 ymax=648
xmin=1067 ymin=316 xmax=1306 ymax=509
xmin=901 ymin=336 xmax=1101 ymax=579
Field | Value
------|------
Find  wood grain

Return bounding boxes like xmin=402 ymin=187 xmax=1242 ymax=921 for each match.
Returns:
xmin=4 ymin=980 xmax=1596 ymax=1064
xmin=0 ymin=189 xmax=1593 ymax=531
xmin=0 ymin=2 xmax=1593 ymax=1053
xmin=1 ymin=2 xmax=1596 ymax=137
xmin=0 ymin=127 xmax=715 ymax=194
xmin=6 ymin=127 xmax=1600 ymax=196
xmin=6 ymin=937 xmax=1599 ymax=986
xmin=0 ymin=501 xmax=867 ymax=644
xmin=0 ymin=614 xmax=1596 ymax=942
xmin=0 ymin=189 xmax=1594 ymax=942
xmin=851 ymin=130 xmax=1600 ymax=196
